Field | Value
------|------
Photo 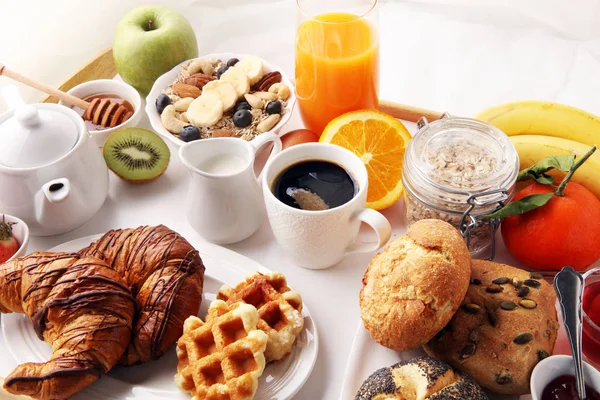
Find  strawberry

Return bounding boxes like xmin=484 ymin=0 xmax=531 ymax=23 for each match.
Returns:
xmin=0 ymin=215 xmax=19 ymax=263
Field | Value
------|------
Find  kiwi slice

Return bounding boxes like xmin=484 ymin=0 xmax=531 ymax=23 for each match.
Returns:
xmin=103 ymin=128 xmax=170 ymax=183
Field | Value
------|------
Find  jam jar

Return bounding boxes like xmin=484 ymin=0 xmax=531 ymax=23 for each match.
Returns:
xmin=402 ymin=115 xmax=520 ymax=256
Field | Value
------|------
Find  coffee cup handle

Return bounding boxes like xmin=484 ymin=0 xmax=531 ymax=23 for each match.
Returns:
xmin=250 ymin=132 xmax=283 ymax=183
xmin=345 ymin=209 xmax=392 ymax=255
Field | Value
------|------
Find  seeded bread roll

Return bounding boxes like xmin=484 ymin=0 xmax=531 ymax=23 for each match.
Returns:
xmin=355 ymin=356 xmax=488 ymax=400
xmin=423 ymin=260 xmax=559 ymax=396
xmin=360 ymin=219 xmax=471 ymax=352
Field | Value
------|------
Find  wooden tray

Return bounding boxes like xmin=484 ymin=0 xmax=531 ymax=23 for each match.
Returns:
xmin=40 ymin=47 xmax=441 ymax=123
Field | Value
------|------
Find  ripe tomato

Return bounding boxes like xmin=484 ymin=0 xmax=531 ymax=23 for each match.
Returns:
xmin=501 ymin=181 xmax=600 ymax=271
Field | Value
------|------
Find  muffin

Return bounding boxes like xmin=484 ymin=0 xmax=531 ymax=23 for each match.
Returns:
xmin=360 ymin=219 xmax=472 ymax=351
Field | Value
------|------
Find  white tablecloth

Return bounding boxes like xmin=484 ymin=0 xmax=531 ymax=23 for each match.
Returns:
xmin=2 ymin=1 xmax=600 ymax=398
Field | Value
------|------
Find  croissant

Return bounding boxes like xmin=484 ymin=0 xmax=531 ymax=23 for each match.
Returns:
xmin=0 ymin=253 xmax=135 ymax=400
xmin=79 ymin=225 xmax=205 ymax=365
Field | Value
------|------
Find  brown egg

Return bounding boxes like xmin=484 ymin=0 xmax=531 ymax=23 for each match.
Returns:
xmin=281 ymin=129 xmax=320 ymax=149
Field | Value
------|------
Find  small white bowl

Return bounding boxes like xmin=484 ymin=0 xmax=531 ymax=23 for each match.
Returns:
xmin=530 ymin=354 xmax=600 ymax=399
xmin=59 ymin=79 xmax=143 ymax=147
xmin=145 ymin=53 xmax=297 ymax=146
xmin=2 ymin=214 xmax=29 ymax=263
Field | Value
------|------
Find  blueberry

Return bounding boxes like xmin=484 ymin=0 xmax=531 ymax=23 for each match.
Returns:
xmin=155 ymin=94 xmax=171 ymax=114
xmin=233 ymin=109 xmax=252 ymax=128
xmin=265 ymin=100 xmax=282 ymax=115
xmin=226 ymin=58 xmax=240 ymax=67
xmin=216 ymin=65 xmax=229 ymax=78
xmin=235 ymin=101 xmax=252 ymax=112
xmin=180 ymin=125 xmax=201 ymax=142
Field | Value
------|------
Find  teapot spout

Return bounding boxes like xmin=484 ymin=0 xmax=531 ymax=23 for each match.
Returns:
xmin=42 ymin=178 xmax=71 ymax=203
xmin=35 ymin=178 xmax=73 ymax=227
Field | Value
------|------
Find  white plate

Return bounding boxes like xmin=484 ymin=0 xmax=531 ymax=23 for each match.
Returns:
xmin=145 ymin=52 xmax=297 ymax=147
xmin=0 ymin=235 xmax=318 ymax=400
xmin=340 ymin=322 xmax=524 ymax=400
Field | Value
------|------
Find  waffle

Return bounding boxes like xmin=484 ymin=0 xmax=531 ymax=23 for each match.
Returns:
xmin=216 ymin=272 xmax=304 ymax=362
xmin=175 ymin=300 xmax=268 ymax=400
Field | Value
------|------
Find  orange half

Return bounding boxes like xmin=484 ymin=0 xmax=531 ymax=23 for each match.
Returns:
xmin=320 ymin=110 xmax=411 ymax=210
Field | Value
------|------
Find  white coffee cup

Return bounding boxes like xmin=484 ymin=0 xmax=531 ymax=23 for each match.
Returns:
xmin=179 ymin=132 xmax=282 ymax=244
xmin=262 ymin=143 xmax=392 ymax=269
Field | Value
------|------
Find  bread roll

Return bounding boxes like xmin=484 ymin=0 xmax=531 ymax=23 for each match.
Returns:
xmin=424 ymin=260 xmax=559 ymax=395
xmin=355 ymin=356 xmax=488 ymax=400
xmin=360 ymin=219 xmax=471 ymax=352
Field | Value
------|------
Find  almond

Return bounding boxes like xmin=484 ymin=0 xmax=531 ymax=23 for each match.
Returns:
xmin=244 ymin=93 xmax=264 ymax=109
xmin=173 ymin=83 xmax=201 ymax=99
xmin=212 ymin=129 xmax=235 ymax=138
xmin=184 ymin=73 xmax=215 ymax=90
xmin=254 ymin=91 xmax=278 ymax=101
xmin=257 ymin=114 xmax=281 ymax=133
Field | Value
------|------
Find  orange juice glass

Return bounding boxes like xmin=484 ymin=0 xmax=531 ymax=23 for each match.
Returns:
xmin=295 ymin=0 xmax=379 ymax=134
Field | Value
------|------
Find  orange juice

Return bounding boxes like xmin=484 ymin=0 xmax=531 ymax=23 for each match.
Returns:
xmin=295 ymin=12 xmax=379 ymax=134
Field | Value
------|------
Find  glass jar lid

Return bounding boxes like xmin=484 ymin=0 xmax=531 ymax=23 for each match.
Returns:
xmin=404 ymin=116 xmax=519 ymax=214
xmin=0 ymin=104 xmax=80 ymax=169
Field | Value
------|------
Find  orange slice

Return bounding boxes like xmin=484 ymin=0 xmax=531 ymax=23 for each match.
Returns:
xmin=320 ymin=110 xmax=411 ymax=210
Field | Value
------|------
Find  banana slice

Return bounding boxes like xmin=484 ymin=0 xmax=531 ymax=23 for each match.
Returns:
xmin=220 ymin=66 xmax=250 ymax=98
xmin=201 ymin=80 xmax=238 ymax=112
xmin=237 ymin=56 xmax=264 ymax=86
xmin=187 ymin=92 xmax=224 ymax=127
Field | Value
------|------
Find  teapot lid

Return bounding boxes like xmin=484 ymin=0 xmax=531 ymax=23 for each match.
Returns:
xmin=0 ymin=104 xmax=80 ymax=168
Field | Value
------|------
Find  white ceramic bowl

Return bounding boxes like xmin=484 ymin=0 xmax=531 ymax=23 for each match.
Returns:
xmin=59 ymin=79 xmax=143 ymax=147
xmin=530 ymin=354 xmax=600 ymax=399
xmin=145 ymin=53 xmax=297 ymax=146
xmin=1 ymin=214 xmax=29 ymax=263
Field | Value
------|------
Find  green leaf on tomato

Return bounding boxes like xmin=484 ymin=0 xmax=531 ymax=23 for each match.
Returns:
xmin=485 ymin=193 xmax=554 ymax=219
xmin=517 ymin=155 xmax=575 ymax=185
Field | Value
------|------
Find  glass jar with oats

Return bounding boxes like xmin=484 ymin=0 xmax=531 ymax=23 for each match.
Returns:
xmin=402 ymin=116 xmax=519 ymax=256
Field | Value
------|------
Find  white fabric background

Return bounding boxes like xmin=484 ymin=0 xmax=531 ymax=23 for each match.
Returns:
xmin=1 ymin=1 xmax=600 ymax=398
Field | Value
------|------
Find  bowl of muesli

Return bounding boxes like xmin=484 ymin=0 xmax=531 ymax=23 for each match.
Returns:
xmin=145 ymin=53 xmax=296 ymax=146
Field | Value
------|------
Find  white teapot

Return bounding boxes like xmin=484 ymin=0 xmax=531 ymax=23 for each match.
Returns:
xmin=0 ymin=104 xmax=108 ymax=236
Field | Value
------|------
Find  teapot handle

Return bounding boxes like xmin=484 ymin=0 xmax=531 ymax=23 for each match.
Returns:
xmin=42 ymin=178 xmax=71 ymax=203
xmin=250 ymin=132 xmax=282 ymax=183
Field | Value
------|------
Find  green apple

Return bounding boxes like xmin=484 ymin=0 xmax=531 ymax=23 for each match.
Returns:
xmin=113 ymin=5 xmax=198 ymax=96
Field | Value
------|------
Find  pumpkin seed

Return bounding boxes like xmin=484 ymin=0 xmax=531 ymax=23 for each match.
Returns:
xmin=512 ymin=277 xmax=522 ymax=289
xmin=459 ymin=343 xmax=477 ymax=359
xmin=517 ymin=287 xmax=530 ymax=297
xmin=514 ymin=332 xmax=534 ymax=344
xmin=471 ymin=279 xmax=482 ymax=285
xmin=530 ymin=272 xmax=543 ymax=279
xmin=462 ymin=303 xmax=481 ymax=314
xmin=524 ymin=279 xmax=541 ymax=288
xmin=486 ymin=284 xmax=504 ymax=293
xmin=538 ymin=350 xmax=550 ymax=360
xmin=496 ymin=371 xmax=512 ymax=385
xmin=519 ymin=299 xmax=538 ymax=309
xmin=500 ymin=301 xmax=517 ymax=310
xmin=469 ymin=328 xmax=481 ymax=342
xmin=488 ymin=309 xmax=498 ymax=327
xmin=492 ymin=277 xmax=510 ymax=285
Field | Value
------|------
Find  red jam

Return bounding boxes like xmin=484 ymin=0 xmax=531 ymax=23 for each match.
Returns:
xmin=541 ymin=375 xmax=600 ymax=400
xmin=583 ymin=281 xmax=600 ymax=368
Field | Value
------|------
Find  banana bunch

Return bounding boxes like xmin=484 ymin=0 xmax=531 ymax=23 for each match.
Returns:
xmin=475 ymin=100 xmax=600 ymax=198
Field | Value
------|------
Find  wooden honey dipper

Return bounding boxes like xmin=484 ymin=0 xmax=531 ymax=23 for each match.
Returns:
xmin=0 ymin=64 xmax=132 ymax=128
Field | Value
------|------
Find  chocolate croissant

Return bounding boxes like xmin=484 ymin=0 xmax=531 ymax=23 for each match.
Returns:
xmin=79 ymin=225 xmax=205 ymax=365
xmin=0 ymin=253 xmax=135 ymax=400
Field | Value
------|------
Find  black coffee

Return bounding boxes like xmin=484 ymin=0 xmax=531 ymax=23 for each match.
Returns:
xmin=272 ymin=160 xmax=357 ymax=211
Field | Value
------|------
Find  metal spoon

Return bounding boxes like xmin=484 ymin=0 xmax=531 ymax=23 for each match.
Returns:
xmin=554 ymin=266 xmax=586 ymax=399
